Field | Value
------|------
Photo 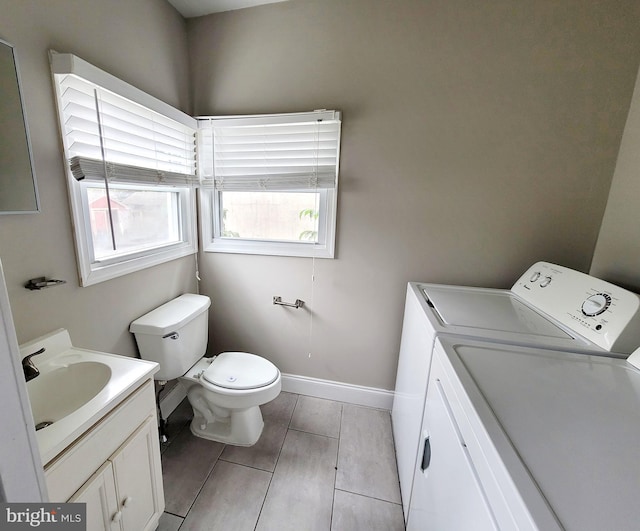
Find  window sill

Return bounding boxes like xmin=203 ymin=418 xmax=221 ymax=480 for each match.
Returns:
xmin=79 ymin=242 xmax=196 ymax=286
xmin=203 ymin=238 xmax=334 ymax=259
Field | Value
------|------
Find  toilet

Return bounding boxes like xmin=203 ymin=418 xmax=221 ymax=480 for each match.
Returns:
xmin=130 ymin=294 xmax=281 ymax=446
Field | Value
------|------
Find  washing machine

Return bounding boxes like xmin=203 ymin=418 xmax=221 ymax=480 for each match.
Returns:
xmin=392 ymin=261 xmax=640 ymax=521
xmin=406 ymin=336 xmax=640 ymax=530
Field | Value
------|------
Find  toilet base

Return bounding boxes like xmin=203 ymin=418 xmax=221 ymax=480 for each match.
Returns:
xmin=189 ymin=405 xmax=264 ymax=446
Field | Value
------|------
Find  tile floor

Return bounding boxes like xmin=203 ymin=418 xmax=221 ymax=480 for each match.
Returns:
xmin=156 ymin=392 xmax=405 ymax=531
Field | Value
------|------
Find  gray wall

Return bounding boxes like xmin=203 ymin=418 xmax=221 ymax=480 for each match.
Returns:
xmin=590 ymin=64 xmax=640 ymax=291
xmin=1 ymin=0 xmax=639 ymax=391
xmin=189 ymin=0 xmax=640 ymax=390
xmin=0 ymin=0 xmax=197 ymax=355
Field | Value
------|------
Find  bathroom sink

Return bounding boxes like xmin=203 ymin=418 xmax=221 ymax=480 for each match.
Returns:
xmin=20 ymin=329 xmax=159 ymax=465
xmin=27 ymin=361 xmax=111 ymax=430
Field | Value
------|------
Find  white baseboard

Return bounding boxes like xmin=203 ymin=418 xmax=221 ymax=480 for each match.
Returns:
xmin=159 ymin=373 xmax=394 ymax=418
xmin=281 ymin=373 xmax=394 ymax=410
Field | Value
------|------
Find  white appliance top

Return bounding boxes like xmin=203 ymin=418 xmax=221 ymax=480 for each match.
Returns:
xmin=417 ymin=261 xmax=640 ymax=354
xmin=425 ymin=286 xmax=572 ymax=338
xmin=437 ymin=337 xmax=640 ymax=531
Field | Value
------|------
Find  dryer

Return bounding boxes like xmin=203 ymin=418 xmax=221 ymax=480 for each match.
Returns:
xmin=392 ymin=261 xmax=640 ymax=521
xmin=407 ymin=336 xmax=640 ymax=530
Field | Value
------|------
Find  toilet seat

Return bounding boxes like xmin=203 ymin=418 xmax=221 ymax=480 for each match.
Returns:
xmin=202 ymin=352 xmax=279 ymax=391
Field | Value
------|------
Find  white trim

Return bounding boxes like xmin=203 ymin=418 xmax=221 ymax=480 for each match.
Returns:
xmin=159 ymin=373 xmax=394 ymax=417
xmin=281 ymin=373 xmax=394 ymax=410
xmin=201 ymin=188 xmax=337 ymax=259
xmin=159 ymin=381 xmax=187 ymax=420
xmin=74 ymin=183 xmax=197 ymax=287
xmin=0 ymin=260 xmax=47 ymax=502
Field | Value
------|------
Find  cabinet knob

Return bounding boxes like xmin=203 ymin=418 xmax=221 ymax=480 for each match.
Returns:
xmin=112 ymin=510 xmax=122 ymax=522
xmin=123 ymin=496 xmax=133 ymax=508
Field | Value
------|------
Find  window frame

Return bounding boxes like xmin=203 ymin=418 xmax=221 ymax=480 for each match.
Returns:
xmin=71 ymin=180 xmax=197 ymax=286
xmin=200 ymin=186 xmax=337 ymax=258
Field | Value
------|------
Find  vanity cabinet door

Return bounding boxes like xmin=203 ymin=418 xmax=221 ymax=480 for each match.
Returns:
xmin=69 ymin=462 xmax=121 ymax=531
xmin=111 ymin=416 xmax=165 ymax=531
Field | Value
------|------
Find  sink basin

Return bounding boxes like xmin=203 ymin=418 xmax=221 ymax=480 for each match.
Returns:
xmin=27 ymin=361 xmax=111 ymax=429
xmin=19 ymin=329 xmax=159 ymax=465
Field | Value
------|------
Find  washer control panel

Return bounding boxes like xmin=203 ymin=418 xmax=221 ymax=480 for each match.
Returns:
xmin=512 ymin=262 xmax=640 ymax=353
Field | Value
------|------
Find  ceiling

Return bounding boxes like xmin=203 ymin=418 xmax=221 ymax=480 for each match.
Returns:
xmin=167 ymin=0 xmax=289 ymax=18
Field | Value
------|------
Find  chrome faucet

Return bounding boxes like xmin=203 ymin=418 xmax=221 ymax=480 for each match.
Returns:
xmin=22 ymin=347 xmax=45 ymax=382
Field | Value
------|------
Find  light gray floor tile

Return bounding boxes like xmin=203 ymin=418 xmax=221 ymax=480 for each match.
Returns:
xmin=162 ymin=398 xmax=193 ymax=453
xmin=161 ymin=428 xmax=225 ymax=516
xmin=290 ymin=395 xmax=342 ymax=438
xmin=336 ymin=405 xmax=401 ymax=504
xmin=180 ymin=460 xmax=271 ymax=531
xmin=256 ymin=429 xmax=338 ymax=531
xmin=331 ymin=489 xmax=404 ymax=531
xmin=261 ymin=391 xmax=298 ymax=426
xmin=167 ymin=396 xmax=194 ymax=426
xmin=219 ymin=420 xmax=288 ymax=472
xmin=157 ymin=512 xmax=184 ymax=531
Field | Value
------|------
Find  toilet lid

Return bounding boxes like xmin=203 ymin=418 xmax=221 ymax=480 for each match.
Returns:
xmin=203 ymin=352 xmax=280 ymax=390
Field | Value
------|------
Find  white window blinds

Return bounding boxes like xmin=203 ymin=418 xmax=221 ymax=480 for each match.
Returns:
xmin=52 ymin=53 xmax=197 ymax=186
xmin=198 ymin=110 xmax=341 ymax=191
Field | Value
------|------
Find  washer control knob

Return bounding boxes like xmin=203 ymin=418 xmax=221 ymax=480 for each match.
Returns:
xmin=540 ymin=276 xmax=552 ymax=288
xmin=530 ymin=272 xmax=541 ymax=282
xmin=582 ymin=293 xmax=611 ymax=317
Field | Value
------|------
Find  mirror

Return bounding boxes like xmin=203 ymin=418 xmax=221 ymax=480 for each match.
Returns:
xmin=0 ymin=39 xmax=39 ymax=213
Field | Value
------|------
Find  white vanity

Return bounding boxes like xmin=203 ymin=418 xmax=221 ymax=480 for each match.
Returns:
xmin=20 ymin=329 xmax=164 ymax=531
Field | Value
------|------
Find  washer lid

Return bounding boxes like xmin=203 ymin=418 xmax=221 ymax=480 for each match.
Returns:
xmin=423 ymin=286 xmax=572 ymax=339
xmin=203 ymin=352 xmax=279 ymax=390
xmin=443 ymin=339 xmax=640 ymax=531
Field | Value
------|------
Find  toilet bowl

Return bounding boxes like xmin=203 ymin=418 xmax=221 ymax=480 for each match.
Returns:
xmin=129 ymin=294 xmax=281 ymax=446
xmin=181 ymin=353 xmax=281 ymax=445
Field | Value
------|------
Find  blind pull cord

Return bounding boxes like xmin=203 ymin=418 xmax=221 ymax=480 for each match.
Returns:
xmin=308 ymin=255 xmax=316 ymax=360
xmin=307 ymin=120 xmax=321 ymax=359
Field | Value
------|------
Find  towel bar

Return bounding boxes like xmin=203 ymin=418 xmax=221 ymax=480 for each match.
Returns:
xmin=273 ymin=296 xmax=305 ymax=309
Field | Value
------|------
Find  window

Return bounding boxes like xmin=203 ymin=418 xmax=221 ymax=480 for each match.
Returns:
xmin=82 ymin=183 xmax=187 ymax=261
xmin=198 ymin=111 xmax=341 ymax=258
xmin=51 ymin=52 xmax=198 ymax=286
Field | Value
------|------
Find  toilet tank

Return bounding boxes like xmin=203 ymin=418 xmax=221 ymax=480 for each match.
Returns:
xmin=129 ymin=294 xmax=211 ymax=381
